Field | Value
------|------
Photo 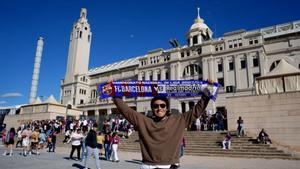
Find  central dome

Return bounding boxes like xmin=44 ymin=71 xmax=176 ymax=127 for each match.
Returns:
xmin=190 ymin=17 xmax=209 ymax=30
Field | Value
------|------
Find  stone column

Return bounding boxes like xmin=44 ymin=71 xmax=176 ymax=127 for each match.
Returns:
xmin=138 ymin=72 xmax=143 ymax=81
xmin=145 ymin=71 xmax=150 ymax=80
xmin=197 ymin=35 xmax=202 ymax=45
xmin=153 ymin=69 xmax=158 ymax=81
xmin=170 ymin=64 xmax=176 ymax=80
xmin=234 ymin=55 xmax=240 ymax=90
xmin=223 ymin=56 xmax=228 ymax=87
xmin=185 ymin=101 xmax=189 ymax=112
xmin=107 ymin=108 xmax=112 ymax=115
xmin=246 ymin=53 xmax=253 ymax=88
xmin=202 ymin=58 xmax=208 ymax=80
xmin=208 ymin=57 xmax=215 ymax=80
xmin=258 ymin=51 xmax=267 ymax=76
xmin=176 ymin=62 xmax=181 ymax=79
xmin=161 ymin=68 xmax=166 ymax=80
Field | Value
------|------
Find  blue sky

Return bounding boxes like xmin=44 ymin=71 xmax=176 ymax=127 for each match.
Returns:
xmin=0 ymin=0 xmax=299 ymax=107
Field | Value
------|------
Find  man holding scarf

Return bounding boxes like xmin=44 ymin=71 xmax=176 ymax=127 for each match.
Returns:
xmin=107 ymin=80 xmax=212 ymax=169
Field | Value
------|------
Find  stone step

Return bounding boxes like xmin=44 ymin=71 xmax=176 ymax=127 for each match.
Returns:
xmin=118 ymin=131 xmax=296 ymax=160
xmin=119 ymin=146 xmax=282 ymax=153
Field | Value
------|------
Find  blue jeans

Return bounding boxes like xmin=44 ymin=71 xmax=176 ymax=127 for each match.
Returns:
xmin=104 ymin=143 xmax=111 ymax=160
xmin=81 ymin=142 xmax=86 ymax=161
xmin=84 ymin=146 xmax=101 ymax=169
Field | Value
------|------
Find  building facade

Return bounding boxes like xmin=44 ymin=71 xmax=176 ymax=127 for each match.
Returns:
xmin=60 ymin=8 xmax=300 ymax=122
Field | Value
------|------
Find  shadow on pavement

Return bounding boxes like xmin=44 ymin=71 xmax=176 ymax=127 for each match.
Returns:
xmin=125 ymin=159 xmax=142 ymax=165
xmin=72 ymin=163 xmax=85 ymax=169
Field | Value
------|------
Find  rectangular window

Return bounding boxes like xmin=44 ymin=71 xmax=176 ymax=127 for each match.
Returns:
xmin=228 ymin=40 xmax=233 ymax=48
xmin=220 ymin=46 xmax=223 ymax=50
xmin=253 ymin=57 xmax=259 ymax=67
xmin=233 ymin=40 xmax=237 ymax=47
xmin=238 ymin=38 xmax=242 ymax=46
xmin=181 ymin=52 xmax=184 ymax=58
xmin=217 ymin=78 xmax=224 ymax=87
xmin=186 ymin=51 xmax=190 ymax=57
xmin=254 ymin=39 xmax=259 ymax=44
xmin=215 ymin=46 xmax=219 ymax=51
xmin=218 ymin=63 xmax=223 ymax=72
xmin=165 ymin=72 xmax=169 ymax=80
xmin=157 ymin=74 xmax=161 ymax=80
xmin=229 ymin=61 xmax=234 ymax=71
xmin=240 ymin=59 xmax=246 ymax=69
xmin=193 ymin=35 xmax=198 ymax=45
xmin=149 ymin=75 xmax=153 ymax=81
xmin=197 ymin=48 xmax=202 ymax=54
xmin=249 ymin=40 xmax=253 ymax=45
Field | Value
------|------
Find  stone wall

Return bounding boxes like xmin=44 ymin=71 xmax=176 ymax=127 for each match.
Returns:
xmin=227 ymin=91 xmax=300 ymax=155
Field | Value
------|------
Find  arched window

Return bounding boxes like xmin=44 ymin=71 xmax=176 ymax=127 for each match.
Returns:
xmin=269 ymin=60 xmax=281 ymax=72
xmin=183 ymin=64 xmax=202 ymax=77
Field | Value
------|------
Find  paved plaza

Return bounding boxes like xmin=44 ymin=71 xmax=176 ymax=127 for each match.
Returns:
xmin=0 ymin=146 xmax=299 ymax=169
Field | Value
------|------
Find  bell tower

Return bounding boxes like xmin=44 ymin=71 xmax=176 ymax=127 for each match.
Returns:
xmin=64 ymin=8 xmax=92 ymax=84
xmin=61 ymin=8 xmax=92 ymax=107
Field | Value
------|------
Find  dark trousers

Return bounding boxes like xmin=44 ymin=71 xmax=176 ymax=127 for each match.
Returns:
xmin=70 ymin=145 xmax=81 ymax=159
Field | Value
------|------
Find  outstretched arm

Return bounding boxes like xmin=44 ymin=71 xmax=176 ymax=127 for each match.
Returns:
xmin=182 ymin=87 xmax=210 ymax=128
xmin=113 ymin=97 xmax=145 ymax=128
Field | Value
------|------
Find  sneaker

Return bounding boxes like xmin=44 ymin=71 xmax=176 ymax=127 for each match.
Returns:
xmin=222 ymin=147 xmax=226 ymax=150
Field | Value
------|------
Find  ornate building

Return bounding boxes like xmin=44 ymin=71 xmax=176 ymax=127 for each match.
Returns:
xmin=60 ymin=8 xmax=300 ymax=122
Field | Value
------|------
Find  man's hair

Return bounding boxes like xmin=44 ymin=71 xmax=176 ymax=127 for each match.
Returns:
xmin=150 ymin=96 xmax=169 ymax=109
xmin=93 ymin=123 xmax=98 ymax=128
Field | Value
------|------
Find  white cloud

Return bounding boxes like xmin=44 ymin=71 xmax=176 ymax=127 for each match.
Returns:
xmin=0 ymin=93 xmax=22 ymax=98
xmin=0 ymin=101 xmax=7 ymax=104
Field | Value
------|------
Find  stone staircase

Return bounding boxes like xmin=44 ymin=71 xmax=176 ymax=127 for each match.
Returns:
xmin=119 ymin=131 xmax=299 ymax=160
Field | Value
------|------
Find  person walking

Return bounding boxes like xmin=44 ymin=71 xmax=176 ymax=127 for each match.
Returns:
xmin=84 ymin=123 xmax=101 ymax=169
xmin=96 ymin=132 xmax=105 ymax=157
xmin=69 ymin=129 xmax=83 ymax=160
xmin=21 ymin=126 xmax=32 ymax=156
xmin=2 ymin=127 xmax=16 ymax=156
xmin=237 ymin=116 xmax=245 ymax=137
xmin=110 ymin=132 xmax=120 ymax=162
xmin=30 ymin=128 xmax=40 ymax=155
xmin=104 ymin=132 xmax=112 ymax=161
xmin=15 ymin=127 xmax=23 ymax=148
xmin=179 ymin=137 xmax=186 ymax=158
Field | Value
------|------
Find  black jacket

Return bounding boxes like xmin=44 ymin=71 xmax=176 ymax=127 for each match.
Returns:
xmin=85 ymin=129 xmax=97 ymax=148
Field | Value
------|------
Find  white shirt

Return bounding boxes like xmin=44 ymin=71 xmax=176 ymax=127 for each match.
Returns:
xmin=70 ymin=132 xmax=83 ymax=146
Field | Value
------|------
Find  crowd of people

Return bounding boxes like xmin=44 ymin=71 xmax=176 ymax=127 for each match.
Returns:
xmin=192 ymin=111 xmax=227 ymax=131
xmin=1 ymin=114 xmax=273 ymax=165
xmin=1 ymin=119 xmax=62 ymax=156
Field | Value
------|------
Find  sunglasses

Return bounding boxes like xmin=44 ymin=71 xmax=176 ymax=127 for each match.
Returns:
xmin=153 ymin=103 xmax=166 ymax=109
